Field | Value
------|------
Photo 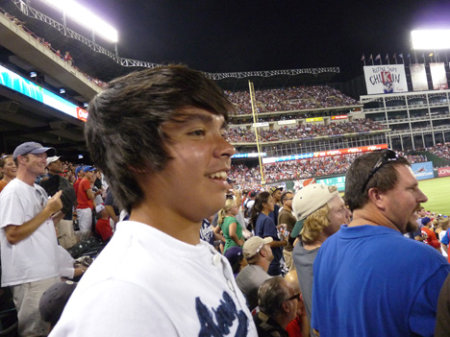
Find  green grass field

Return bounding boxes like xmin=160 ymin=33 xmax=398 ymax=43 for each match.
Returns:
xmin=419 ymin=176 xmax=450 ymax=216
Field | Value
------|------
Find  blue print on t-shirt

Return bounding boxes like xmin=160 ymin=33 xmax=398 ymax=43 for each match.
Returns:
xmin=196 ymin=291 xmax=248 ymax=337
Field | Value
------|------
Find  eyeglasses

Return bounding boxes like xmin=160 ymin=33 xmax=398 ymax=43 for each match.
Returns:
xmin=286 ymin=293 xmax=300 ymax=302
xmin=361 ymin=149 xmax=399 ymax=193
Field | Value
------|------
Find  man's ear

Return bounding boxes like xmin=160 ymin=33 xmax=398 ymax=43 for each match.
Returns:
xmin=281 ymin=300 xmax=290 ymax=313
xmin=367 ymin=187 xmax=386 ymax=211
xmin=16 ymin=155 xmax=27 ymax=165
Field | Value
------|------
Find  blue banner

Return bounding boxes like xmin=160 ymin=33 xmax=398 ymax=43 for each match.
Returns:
xmin=0 ymin=64 xmax=87 ymax=121
xmin=411 ymin=161 xmax=434 ymax=180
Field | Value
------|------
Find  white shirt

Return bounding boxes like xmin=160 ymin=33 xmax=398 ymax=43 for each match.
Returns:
xmin=0 ymin=178 xmax=60 ymax=286
xmin=51 ymin=221 xmax=257 ymax=336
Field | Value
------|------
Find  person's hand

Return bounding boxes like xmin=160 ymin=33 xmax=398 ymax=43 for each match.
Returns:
xmin=46 ymin=190 xmax=63 ymax=214
xmin=73 ymin=265 xmax=87 ymax=277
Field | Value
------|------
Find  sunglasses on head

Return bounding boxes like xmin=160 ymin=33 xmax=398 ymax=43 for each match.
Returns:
xmin=361 ymin=149 xmax=399 ymax=193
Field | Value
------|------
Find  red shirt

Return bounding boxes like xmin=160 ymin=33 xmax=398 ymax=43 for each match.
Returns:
xmin=421 ymin=227 xmax=440 ymax=249
xmin=96 ymin=218 xmax=112 ymax=241
xmin=77 ymin=178 xmax=93 ymax=209
xmin=73 ymin=178 xmax=82 ymax=199
xmin=286 ymin=315 xmax=303 ymax=337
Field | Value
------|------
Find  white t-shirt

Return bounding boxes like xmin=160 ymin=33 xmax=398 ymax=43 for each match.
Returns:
xmin=50 ymin=221 xmax=257 ymax=337
xmin=439 ymin=230 xmax=448 ymax=258
xmin=0 ymin=179 xmax=60 ymax=286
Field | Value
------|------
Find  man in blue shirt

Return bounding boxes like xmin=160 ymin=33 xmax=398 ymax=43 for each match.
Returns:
xmin=312 ymin=149 xmax=450 ymax=337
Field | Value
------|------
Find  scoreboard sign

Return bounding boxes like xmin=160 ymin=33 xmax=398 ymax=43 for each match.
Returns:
xmin=363 ymin=65 xmax=408 ymax=94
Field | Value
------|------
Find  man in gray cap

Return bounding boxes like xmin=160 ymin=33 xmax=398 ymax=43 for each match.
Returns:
xmin=291 ymin=183 xmax=351 ymax=333
xmin=0 ymin=141 xmax=63 ymax=336
xmin=236 ymin=236 xmax=273 ymax=311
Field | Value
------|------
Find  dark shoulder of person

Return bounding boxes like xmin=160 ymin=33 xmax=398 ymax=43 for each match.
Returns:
xmin=94 ymin=178 xmax=102 ymax=190
xmin=39 ymin=174 xmax=60 ymax=196
xmin=105 ymin=189 xmax=119 ymax=215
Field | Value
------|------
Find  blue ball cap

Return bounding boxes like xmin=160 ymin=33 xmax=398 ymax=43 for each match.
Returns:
xmin=13 ymin=142 xmax=56 ymax=160
xmin=75 ymin=165 xmax=85 ymax=177
xmin=83 ymin=165 xmax=96 ymax=172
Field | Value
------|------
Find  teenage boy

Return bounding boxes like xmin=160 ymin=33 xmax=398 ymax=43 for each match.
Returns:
xmin=50 ymin=65 xmax=257 ymax=336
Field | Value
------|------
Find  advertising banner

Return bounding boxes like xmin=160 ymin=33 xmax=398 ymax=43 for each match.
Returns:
xmin=305 ymin=117 xmax=323 ymax=122
xmin=429 ymin=62 xmax=448 ymax=90
xmin=411 ymin=162 xmax=434 ymax=180
xmin=410 ymin=63 xmax=428 ymax=91
xmin=363 ymin=65 xmax=408 ymax=94
xmin=438 ymin=166 xmax=450 ymax=177
xmin=0 ymin=64 xmax=88 ymax=122
xmin=331 ymin=115 xmax=348 ymax=120
xmin=263 ymin=144 xmax=388 ymax=164
xmin=316 ymin=176 xmax=346 ymax=192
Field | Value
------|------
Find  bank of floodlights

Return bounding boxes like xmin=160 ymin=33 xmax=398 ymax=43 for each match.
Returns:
xmin=39 ymin=0 xmax=118 ymax=43
xmin=411 ymin=29 xmax=450 ymax=50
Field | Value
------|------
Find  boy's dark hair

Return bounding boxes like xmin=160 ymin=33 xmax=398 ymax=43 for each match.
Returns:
xmin=345 ymin=150 xmax=409 ymax=212
xmin=85 ymin=65 xmax=233 ymax=212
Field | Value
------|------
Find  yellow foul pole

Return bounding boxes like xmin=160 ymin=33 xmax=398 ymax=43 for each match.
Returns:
xmin=248 ymin=80 xmax=265 ymax=185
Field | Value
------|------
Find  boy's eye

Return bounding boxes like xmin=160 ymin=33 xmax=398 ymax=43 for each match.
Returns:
xmin=189 ymin=129 xmax=205 ymax=136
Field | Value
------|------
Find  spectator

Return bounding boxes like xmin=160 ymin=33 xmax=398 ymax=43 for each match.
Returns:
xmin=284 ymin=270 xmax=309 ymax=337
xmin=278 ymin=191 xmax=296 ymax=271
xmin=224 ymin=246 xmax=246 ymax=277
xmin=39 ymin=280 xmax=77 ymax=332
xmin=73 ymin=165 xmax=85 ymax=199
xmin=63 ymin=51 xmax=73 ymax=66
xmin=76 ymin=166 xmax=96 ymax=239
xmin=292 ymin=183 xmax=351 ymax=331
xmin=251 ymin=191 xmax=287 ymax=276
xmin=435 ymin=274 xmax=450 ymax=337
xmin=236 ymin=236 xmax=273 ymax=311
xmin=40 ymin=156 xmax=77 ymax=249
xmin=0 ymin=142 xmax=63 ymax=336
xmin=94 ymin=204 xmax=113 ymax=242
xmin=421 ymin=216 xmax=441 ymax=251
xmin=40 ymin=156 xmax=76 ymax=220
xmin=269 ymin=186 xmax=283 ymax=226
xmin=440 ymin=220 xmax=450 ymax=263
xmin=436 ymin=217 xmax=449 ymax=258
xmin=0 ymin=154 xmax=16 ymax=193
xmin=254 ymin=276 xmax=299 ymax=337
xmin=311 ymin=149 xmax=450 ymax=337
xmin=244 ymin=190 xmax=257 ymax=220
xmin=216 ymin=198 xmax=245 ymax=253
xmin=50 ymin=65 xmax=257 ymax=336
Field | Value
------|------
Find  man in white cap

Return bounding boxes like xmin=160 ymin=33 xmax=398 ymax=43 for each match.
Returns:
xmin=291 ymin=183 xmax=351 ymax=332
xmin=40 ymin=156 xmax=77 ymax=248
xmin=0 ymin=141 xmax=63 ymax=336
xmin=236 ymin=236 xmax=274 ymax=311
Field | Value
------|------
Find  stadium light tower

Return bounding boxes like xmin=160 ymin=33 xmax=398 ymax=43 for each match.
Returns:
xmin=39 ymin=0 xmax=118 ymax=43
xmin=411 ymin=29 xmax=450 ymax=50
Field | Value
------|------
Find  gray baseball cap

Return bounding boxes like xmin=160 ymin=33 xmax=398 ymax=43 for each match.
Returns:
xmin=13 ymin=142 xmax=56 ymax=160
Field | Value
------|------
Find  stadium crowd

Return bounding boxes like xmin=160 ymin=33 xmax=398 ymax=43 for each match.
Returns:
xmin=229 ymin=150 xmax=432 ymax=187
xmin=226 ymin=119 xmax=384 ymax=143
xmin=225 ymin=86 xmax=359 ymax=115
xmin=0 ymin=66 xmax=449 ymax=337
xmin=428 ymin=143 xmax=450 ymax=160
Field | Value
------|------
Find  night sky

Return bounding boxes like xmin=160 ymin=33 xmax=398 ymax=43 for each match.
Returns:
xmin=63 ymin=1 xmax=450 ymax=79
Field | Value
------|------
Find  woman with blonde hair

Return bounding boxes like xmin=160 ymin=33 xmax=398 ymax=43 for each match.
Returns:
xmin=0 ymin=155 xmax=16 ymax=193
xmin=216 ymin=198 xmax=245 ymax=253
